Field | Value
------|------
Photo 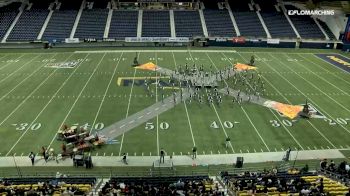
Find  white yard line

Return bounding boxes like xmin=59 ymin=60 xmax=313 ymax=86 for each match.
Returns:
xmin=283 ymin=53 xmax=349 ymax=95
xmin=0 ymin=54 xmax=9 ymax=64
xmin=171 ymin=51 xmax=196 ymax=147
xmin=0 ymin=54 xmax=67 ymax=128
xmin=257 ymin=53 xmax=350 ymax=136
xmin=155 ymin=52 xmax=160 ymax=156
xmin=298 ymin=54 xmax=350 ymax=86
xmin=241 ymin=52 xmax=339 ymax=148
xmin=0 ymin=54 xmax=43 ymax=84
xmin=188 ymin=51 xmax=236 ymax=153
xmin=0 ymin=54 xmax=25 ymax=71
xmin=47 ymin=53 xmax=107 ymax=149
xmin=0 ymin=54 xmax=58 ymax=101
xmin=262 ymin=66 xmax=336 ymax=150
xmin=90 ymin=52 xmax=124 ymax=135
xmin=228 ymin=52 xmax=306 ymax=150
xmin=268 ymin=53 xmax=350 ymax=113
xmin=311 ymin=53 xmax=350 ymax=75
xmin=118 ymin=53 xmax=139 ymax=156
xmin=5 ymin=53 xmax=89 ymax=156
xmin=205 ymin=52 xmax=271 ymax=152
xmin=211 ymin=103 xmax=236 ymax=153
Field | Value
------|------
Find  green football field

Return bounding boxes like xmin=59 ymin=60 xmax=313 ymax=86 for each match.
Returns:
xmin=0 ymin=48 xmax=349 ymax=158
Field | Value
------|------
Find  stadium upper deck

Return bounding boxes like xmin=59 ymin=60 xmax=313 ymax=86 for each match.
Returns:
xmin=0 ymin=0 xmax=340 ymax=42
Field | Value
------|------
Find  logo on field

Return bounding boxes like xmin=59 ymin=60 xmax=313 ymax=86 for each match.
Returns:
xmin=288 ymin=10 xmax=334 ymax=16
xmin=326 ymin=56 xmax=350 ymax=67
xmin=45 ymin=61 xmax=79 ymax=69
xmin=315 ymin=54 xmax=350 ymax=73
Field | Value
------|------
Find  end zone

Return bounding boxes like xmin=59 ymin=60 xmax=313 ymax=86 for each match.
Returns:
xmin=315 ymin=53 xmax=350 ymax=73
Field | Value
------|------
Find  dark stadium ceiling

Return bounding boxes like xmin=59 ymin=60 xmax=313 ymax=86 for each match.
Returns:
xmin=0 ymin=0 xmax=348 ymax=11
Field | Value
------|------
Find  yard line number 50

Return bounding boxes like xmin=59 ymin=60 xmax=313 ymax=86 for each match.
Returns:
xmin=145 ymin=122 xmax=169 ymax=130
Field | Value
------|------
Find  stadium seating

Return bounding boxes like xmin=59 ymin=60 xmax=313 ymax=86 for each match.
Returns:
xmin=0 ymin=3 xmax=20 ymax=40
xmin=174 ymin=11 xmax=204 ymax=38
xmin=260 ymin=12 xmax=296 ymax=38
xmin=284 ymin=5 xmax=325 ymax=39
xmin=222 ymin=169 xmax=350 ymax=195
xmin=42 ymin=10 xmax=78 ymax=41
xmin=0 ymin=177 xmax=96 ymax=195
xmin=142 ymin=10 xmax=171 ymax=37
xmin=74 ymin=8 xmax=108 ymax=39
xmin=203 ymin=9 xmax=236 ymax=37
xmin=7 ymin=5 xmax=49 ymax=41
xmin=228 ymin=1 xmax=266 ymax=38
xmin=100 ymin=175 xmax=223 ymax=195
xmin=302 ymin=175 xmax=349 ymax=195
xmin=108 ymin=10 xmax=138 ymax=39
xmin=232 ymin=11 xmax=266 ymax=38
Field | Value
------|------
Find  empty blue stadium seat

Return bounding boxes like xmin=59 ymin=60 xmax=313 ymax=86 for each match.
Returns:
xmin=109 ymin=10 xmax=138 ymax=39
xmin=174 ymin=11 xmax=203 ymax=38
xmin=0 ymin=3 xmax=20 ymax=40
xmin=203 ymin=9 xmax=236 ymax=37
xmin=142 ymin=11 xmax=171 ymax=37
xmin=74 ymin=9 xmax=108 ymax=39
xmin=42 ymin=10 xmax=78 ymax=41
xmin=232 ymin=11 xmax=266 ymax=38
xmin=284 ymin=5 xmax=325 ymax=39
xmin=261 ymin=12 xmax=296 ymax=38
xmin=7 ymin=8 xmax=49 ymax=41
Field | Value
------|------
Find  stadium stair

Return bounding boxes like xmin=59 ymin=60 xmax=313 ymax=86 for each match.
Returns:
xmin=255 ymin=9 xmax=272 ymax=38
xmin=280 ymin=4 xmax=301 ymax=39
xmin=198 ymin=9 xmax=209 ymax=37
xmin=74 ymin=8 xmax=108 ymax=39
xmin=91 ymin=178 xmax=105 ymax=195
xmin=137 ymin=9 xmax=143 ymax=38
xmin=225 ymin=2 xmax=241 ymax=36
xmin=37 ymin=2 xmax=55 ymax=40
xmin=169 ymin=10 xmax=176 ymax=37
xmin=1 ymin=3 xmax=25 ymax=43
xmin=103 ymin=7 xmax=113 ymax=39
xmin=70 ymin=0 xmax=86 ymax=39
xmin=203 ymin=9 xmax=237 ymax=37
xmin=42 ymin=8 xmax=78 ymax=42
xmin=212 ymin=176 xmax=229 ymax=195
xmin=313 ymin=17 xmax=330 ymax=40
xmin=284 ymin=5 xmax=325 ymax=39
xmin=318 ymin=19 xmax=337 ymax=40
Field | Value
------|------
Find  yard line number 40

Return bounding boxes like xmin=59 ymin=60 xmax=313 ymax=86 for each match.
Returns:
xmin=12 ymin=122 xmax=105 ymax=131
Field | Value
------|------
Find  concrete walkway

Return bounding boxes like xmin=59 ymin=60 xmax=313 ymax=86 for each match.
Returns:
xmin=0 ymin=149 xmax=345 ymax=167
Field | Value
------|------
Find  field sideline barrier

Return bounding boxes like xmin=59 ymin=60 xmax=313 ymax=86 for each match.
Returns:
xmin=0 ymin=162 xmax=318 ymax=178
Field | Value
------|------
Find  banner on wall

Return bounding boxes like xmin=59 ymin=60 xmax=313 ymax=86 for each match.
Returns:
xmin=65 ymin=38 xmax=79 ymax=43
xmin=232 ymin=36 xmax=245 ymax=43
xmin=125 ymin=37 xmax=189 ymax=42
xmin=343 ymin=16 xmax=350 ymax=44
xmin=267 ymin=38 xmax=280 ymax=44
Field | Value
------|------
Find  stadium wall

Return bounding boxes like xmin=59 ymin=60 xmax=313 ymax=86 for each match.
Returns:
xmin=0 ymin=38 xmax=340 ymax=50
